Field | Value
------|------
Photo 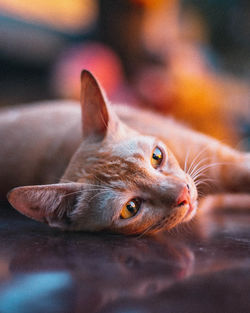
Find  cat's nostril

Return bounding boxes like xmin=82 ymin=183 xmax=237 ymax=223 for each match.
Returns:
xmin=176 ymin=185 xmax=190 ymax=207
xmin=177 ymin=200 xmax=187 ymax=207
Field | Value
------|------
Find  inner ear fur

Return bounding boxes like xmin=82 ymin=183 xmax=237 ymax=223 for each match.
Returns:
xmin=80 ymin=70 xmax=111 ymax=142
xmin=7 ymin=183 xmax=83 ymax=228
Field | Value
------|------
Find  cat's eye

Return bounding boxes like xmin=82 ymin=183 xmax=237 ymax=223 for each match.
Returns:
xmin=151 ymin=147 xmax=163 ymax=168
xmin=120 ymin=198 xmax=141 ymax=219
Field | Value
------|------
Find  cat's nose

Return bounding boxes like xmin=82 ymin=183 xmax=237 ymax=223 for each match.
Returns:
xmin=176 ymin=184 xmax=190 ymax=207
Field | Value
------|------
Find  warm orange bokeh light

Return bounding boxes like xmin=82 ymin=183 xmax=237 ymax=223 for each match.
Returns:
xmin=0 ymin=0 xmax=97 ymax=32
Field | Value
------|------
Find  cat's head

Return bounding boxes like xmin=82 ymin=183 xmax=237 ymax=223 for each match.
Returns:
xmin=8 ymin=70 xmax=198 ymax=235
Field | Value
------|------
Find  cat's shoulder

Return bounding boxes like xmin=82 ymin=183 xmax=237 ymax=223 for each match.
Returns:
xmin=0 ymin=100 xmax=80 ymax=125
xmin=114 ymin=103 xmax=171 ymax=122
xmin=113 ymin=103 xmax=186 ymax=134
xmin=0 ymin=100 xmax=80 ymax=115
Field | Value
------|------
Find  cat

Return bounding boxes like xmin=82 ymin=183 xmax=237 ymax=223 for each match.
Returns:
xmin=0 ymin=70 xmax=249 ymax=235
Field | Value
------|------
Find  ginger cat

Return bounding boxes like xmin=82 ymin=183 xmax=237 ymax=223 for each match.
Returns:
xmin=0 ymin=70 xmax=249 ymax=235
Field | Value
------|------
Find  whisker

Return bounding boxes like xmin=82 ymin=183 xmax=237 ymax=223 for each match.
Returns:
xmin=180 ymin=221 xmax=192 ymax=235
xmin=60 ymin=178 xmax=106 ymax=189
xmin=189 ymin=157 xmax=211 ymax=177
xmin=194 ymin=176 xmax=216 ymax=183
xmin=169 ymin=226 xmax=177 ymax=237
xmin=186 ymin=146 xmax=209 ymax=175
xmin=193 ymin=174 xmax=209 ymax=182
xmin=92 ymin=175 xmax=113 ymax=189
xmin=196 ymin=181 xmax=212 ymax=189
xmin=191 ymin=162 xmax=232 ymax=180
xmin=137 ymin=226 xmax=153 ymax=238
xmin=138 ymin=221 xmax=163 ymax=238
xmin=61 ymin=187 xmax=112 ymax=199
xmin=197 ymin=190 xmax=207 ymax=198
xmin=184 ymin=147 xmax=191 ymax=173
xmin=175 ymin=223 xmax=181 ymax=235
xmin=195 ymin=178 xmax=216 ymax=187
xmin=87 ymin=190 xmax=110 ymax=204
xmin=60 ymin=190 xmax=83 ymax=199
xmin=192 ymin=172 xmax=209 ymax=181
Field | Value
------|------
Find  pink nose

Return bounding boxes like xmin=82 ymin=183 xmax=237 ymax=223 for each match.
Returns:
xmin=176 ymin=184 xmax=190 ymax=207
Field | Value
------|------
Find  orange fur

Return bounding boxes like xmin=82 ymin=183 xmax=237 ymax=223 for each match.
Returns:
xmin=1 ymin=70 xmax=250 ymax=235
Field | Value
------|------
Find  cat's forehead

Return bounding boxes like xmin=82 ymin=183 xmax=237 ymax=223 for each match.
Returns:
xmin=109 ymin=135 xmax=157 ymax=158
xmin=78 ymin=135 xmax=158 ymax=188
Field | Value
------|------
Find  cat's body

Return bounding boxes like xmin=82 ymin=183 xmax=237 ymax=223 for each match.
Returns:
xmin=1 ymin=70 xmax=250 ymax=235
xmin=0 ymin=102 xmax=81 ymax=196
xmin=1 ymin=101 xmax=247 ymax=195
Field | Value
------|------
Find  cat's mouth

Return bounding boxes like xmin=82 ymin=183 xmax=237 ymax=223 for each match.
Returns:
xmin=181 ymin=174 xmax=198 ymax=222
xmin=151 ymin=199 xmax=198 ymax=234
xmin=179 ymin=199 xmax=198 ymax=222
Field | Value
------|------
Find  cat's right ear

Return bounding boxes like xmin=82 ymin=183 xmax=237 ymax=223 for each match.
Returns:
xmin=80 ymin=70 xmax=111 ymax=142
xmin=7 ymin=183 xmax=83 ymax=229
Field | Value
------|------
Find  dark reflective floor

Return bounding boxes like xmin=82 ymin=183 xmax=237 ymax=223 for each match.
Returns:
xmin=1 ymin=202 xmax=250 ymax=313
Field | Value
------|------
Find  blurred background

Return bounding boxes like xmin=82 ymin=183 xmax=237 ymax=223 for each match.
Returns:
xmin=0 ymin=0 xmax=249 ymax=149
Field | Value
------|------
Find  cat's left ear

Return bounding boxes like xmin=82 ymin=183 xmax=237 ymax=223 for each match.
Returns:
xmin=80 ymin=70 xmax=112 ymax=142
xmin=7 ymin=183 xmax=83 ymax=229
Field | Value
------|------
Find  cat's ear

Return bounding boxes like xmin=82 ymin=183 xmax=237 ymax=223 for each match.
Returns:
xmin=7 ymin=183 xmax=82 ymax=229
xmin=80 ymin=70 xmax=111 ymax=142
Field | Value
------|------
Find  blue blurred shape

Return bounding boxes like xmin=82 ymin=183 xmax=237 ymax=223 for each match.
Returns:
xmin=0 ymin=271 xmax=73 ymax=313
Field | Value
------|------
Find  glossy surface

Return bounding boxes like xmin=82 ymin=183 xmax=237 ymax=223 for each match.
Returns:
xmin=1 ymin=203 xmax=250 ymax=313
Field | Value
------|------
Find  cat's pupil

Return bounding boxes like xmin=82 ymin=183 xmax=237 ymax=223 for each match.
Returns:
xmin=153 ymin=153 xmax=160 ymax=160
xmin=127 ymin=201 xmax=136 ymax=213
xmin=151 ymin=147 xmax=163 ymax=168
xmin=120 ymin=198 xmax=141 ymax=219
xmin=153 ymin=147 xmax=162 ymax=160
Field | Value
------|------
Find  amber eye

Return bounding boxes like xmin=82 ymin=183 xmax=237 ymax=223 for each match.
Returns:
xmin=151 ymin=147 xmax=163 ymax=168
xmin=120 ymin=198 xmax=141 ymax=219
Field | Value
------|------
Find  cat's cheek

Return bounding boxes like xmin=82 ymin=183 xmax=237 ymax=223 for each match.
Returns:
xmin=167 ymin=208 xmax=186 ymax=229
xmin=112 ymin=218 xmax=146 ymax=235
xmin=110 ymin=209 xmax=159 ymax=235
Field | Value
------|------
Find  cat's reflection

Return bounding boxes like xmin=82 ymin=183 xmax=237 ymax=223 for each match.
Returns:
xmin=3 ymin=233 xmax=194 ymax=313
xmin=2 ymin=210 xmax=250 ymax=313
